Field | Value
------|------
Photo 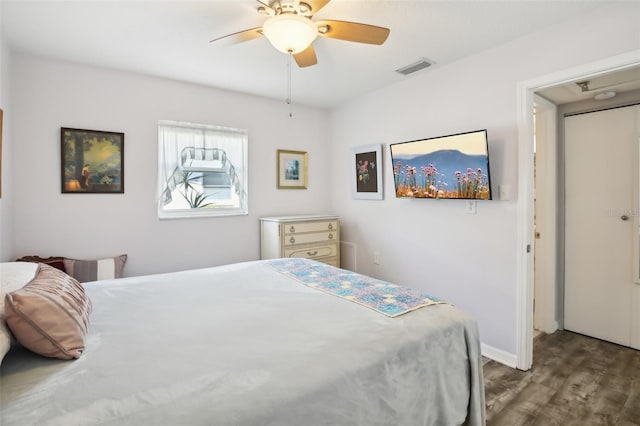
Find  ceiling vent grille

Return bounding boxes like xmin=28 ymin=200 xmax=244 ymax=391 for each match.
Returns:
xmin=395 ymin=58 xmax=434 ymax=75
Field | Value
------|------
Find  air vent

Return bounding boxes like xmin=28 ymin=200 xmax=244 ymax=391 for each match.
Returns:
xmin=395 ymin=58 xmax=434 ymax=75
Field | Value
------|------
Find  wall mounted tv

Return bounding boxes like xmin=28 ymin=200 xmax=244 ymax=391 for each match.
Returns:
xmin=390 ymin=129 xmax=492 ymax=200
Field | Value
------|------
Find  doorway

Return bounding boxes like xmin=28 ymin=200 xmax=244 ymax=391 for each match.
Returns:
xmin=516 ymin=50 xmax=640 ymax=370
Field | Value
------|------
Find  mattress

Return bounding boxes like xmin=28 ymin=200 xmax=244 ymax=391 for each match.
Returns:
xmin=1 ymin=259 xmax=485 ymax=425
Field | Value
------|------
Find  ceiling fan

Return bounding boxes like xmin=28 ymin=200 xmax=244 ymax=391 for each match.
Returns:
xmin=210 ymin=0 xmax=390 ymax=68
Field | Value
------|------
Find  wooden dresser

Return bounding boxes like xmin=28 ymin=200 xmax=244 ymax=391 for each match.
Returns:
xmin=260 ymin=215 xmax=340 ymax=267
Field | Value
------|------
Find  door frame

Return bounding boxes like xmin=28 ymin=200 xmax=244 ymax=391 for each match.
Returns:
xmin=515 ymin=49 xmax=640 ymax=370
xmin=533 ymin=94 xmax=558 ymax=335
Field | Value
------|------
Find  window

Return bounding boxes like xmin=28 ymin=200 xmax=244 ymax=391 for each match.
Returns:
xmin=157 ymin=120 xmax=248 ymax=218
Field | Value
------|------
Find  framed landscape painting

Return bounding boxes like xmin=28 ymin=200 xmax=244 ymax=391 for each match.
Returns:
xmin=61 ymin=128 xmax=124 ymax=193
xmin=277 ymin=149 xmax=308 ymax=189
xmin=351 ymin=144 xmax=383 ymax=200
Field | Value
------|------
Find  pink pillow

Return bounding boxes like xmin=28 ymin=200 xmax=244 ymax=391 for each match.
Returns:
xmin=4 ymin=264 xmax=92 ymax=360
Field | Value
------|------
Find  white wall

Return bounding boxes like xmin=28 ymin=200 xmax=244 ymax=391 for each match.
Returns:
xmin=6 ymin=1 xmax=639 ymax=359
xmin=11 ymin=55 xmax=330 ymax=276
xmin=0 ymin=0 xmax=15 ymax=262
xmin=328 ymin=2 xmax=640 ymax=358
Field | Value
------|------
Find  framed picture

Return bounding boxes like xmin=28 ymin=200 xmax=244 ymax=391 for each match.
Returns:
xmin=61 ymin=127 xmax=124 ymax=193
xmin=351 ymin=144 xmax=383 ymax=200
xmin=277 ymin=149 xmax=308 ymax=189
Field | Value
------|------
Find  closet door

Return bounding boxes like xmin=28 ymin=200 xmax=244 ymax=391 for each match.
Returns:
xmin=564 ymin=105 xmax=638 ymax=347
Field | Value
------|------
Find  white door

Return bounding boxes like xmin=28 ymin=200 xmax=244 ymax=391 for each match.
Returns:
xmin=564 ymin=105 xmax=639 ymax=348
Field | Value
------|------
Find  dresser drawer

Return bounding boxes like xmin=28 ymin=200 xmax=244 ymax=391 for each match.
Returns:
xmin=284 ymin=244 xmax=338 ymax=260
xmin=260 ymin=215 xmax=340 ymax=268
xmin=284 ymin=220 xmax=338 ymax=234
xmin=284 ymin=231 xmax=337 ymax=246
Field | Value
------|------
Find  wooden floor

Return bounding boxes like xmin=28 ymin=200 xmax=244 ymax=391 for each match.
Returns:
xmin=483 ymin=330 xmax=640 ymax=425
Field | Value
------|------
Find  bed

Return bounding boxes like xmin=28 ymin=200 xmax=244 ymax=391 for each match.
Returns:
xmin=1 ymin=258 xmax=485 ymax=425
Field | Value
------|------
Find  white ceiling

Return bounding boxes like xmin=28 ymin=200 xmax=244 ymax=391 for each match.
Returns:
xmin=536 ymin=66 xmax=640 ymax=105
xmin=1 ymin=0 xmax=616 ymax=109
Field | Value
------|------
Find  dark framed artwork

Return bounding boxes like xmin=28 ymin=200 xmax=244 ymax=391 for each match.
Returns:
xmin=351 ymin=144 xmax=383 ymax=200
xmin=61 ymin=127 xmax=124 ymax=193
xmin=277 ymin=149 xmax=308 ymax=189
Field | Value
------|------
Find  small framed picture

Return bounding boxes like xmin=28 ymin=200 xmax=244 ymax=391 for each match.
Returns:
xmin=352 ymin=144 xmax=383 ymax=200
xmin=61 ymin=127 xmax=124 ymax=193
xmin=277 ymin=149 xmax=308 ymax=189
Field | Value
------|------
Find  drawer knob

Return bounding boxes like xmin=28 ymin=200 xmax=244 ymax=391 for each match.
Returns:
xmin=307 ymin=250 xmax=318 ymax=256
xmin=290 ymin=226 xmax=296 ymax=232
xmin=328 ymin=233 xmax=334 ymax=240
xmin=289 ymin=237 xmax=296 ymax=244
xmin=328 ymin=223 xmax=333 ymax=230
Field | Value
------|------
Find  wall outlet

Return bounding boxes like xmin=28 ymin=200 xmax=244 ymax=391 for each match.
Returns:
xmin=465 ymin=200 xmax=477 ymax=214
xmin=373 ymin=252 xmax=381 ymax=265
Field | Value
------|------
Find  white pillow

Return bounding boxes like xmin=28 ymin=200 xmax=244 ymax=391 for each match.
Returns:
xmin=1 ymin=262 xmax=39 ymax=364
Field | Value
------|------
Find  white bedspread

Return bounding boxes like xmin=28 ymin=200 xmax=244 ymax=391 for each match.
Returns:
xmin=1 ymin=260 xmax=485 ymax=425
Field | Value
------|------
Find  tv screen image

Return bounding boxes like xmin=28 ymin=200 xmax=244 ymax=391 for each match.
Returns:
xmin=390 ymin=129 xmax=492 ymax=200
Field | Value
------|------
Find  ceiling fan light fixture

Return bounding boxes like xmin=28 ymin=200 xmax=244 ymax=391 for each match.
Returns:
xmin=262 ymin=14 xmax=318 ymax=54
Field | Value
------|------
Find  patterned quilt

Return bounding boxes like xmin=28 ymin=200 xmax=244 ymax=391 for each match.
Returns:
xmin=268 ymin=258 xmax=446 ymax=317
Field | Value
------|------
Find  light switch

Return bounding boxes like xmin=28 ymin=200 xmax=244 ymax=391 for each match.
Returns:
xmin=499 ymin=184 xmax=511 ymax=201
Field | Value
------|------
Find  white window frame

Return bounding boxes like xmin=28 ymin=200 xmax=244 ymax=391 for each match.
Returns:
xmin=157 ymin=120 xmax=248 ymax=219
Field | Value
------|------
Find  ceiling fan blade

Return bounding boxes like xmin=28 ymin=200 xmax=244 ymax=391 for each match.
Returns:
xmin=305 ymin=0 xmax=331 ymax=15
xmin=293 ymin=44 xmax=318 ymax=67
xmin=210 ymin=27 xmax=263 ymax=46
xmin=316 ymin=20 xmax=390 ymax=45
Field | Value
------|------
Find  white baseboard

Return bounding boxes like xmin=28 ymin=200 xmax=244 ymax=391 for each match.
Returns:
xmin=481 ymin=343 xmax=517 ymax=368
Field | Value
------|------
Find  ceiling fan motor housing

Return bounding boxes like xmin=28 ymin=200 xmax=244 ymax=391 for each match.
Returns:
xmin=260 ymin=1 xmax=314 ymax=17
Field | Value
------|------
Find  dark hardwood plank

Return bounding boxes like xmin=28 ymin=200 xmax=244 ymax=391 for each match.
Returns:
xmin=620 ymin=377 xmax=640 ymax=424
xmin=488 ymin=381 xmax=555 ymax=425
xmin=484 ymin=330 xmax=640 ymax=426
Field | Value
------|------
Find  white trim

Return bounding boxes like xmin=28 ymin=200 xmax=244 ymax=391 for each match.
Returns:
xmin=632 ymin=111 xmax=640 ymax=349
xmin=516 ymin=49 xmax=640 ymax=371
xmin=481 ymin=343 xmax=517 ymax=368
xmin=533 ymin=94 xmax=559 ymax=335
xmin=634 ymin=119 xmax=640 ymax=287
xmin=516 ymin=85 xmax=535 ymax=370
xmin=518 ymin=51 xmax=640 ymax=94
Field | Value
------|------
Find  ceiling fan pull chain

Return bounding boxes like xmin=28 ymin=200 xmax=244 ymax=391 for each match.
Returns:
xmin=287 ymin=51 xmax=293 ymax=117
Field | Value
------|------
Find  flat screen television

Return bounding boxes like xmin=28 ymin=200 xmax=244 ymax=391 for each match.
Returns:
xmin=390 ymin=129 xmax=492 ymax=199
